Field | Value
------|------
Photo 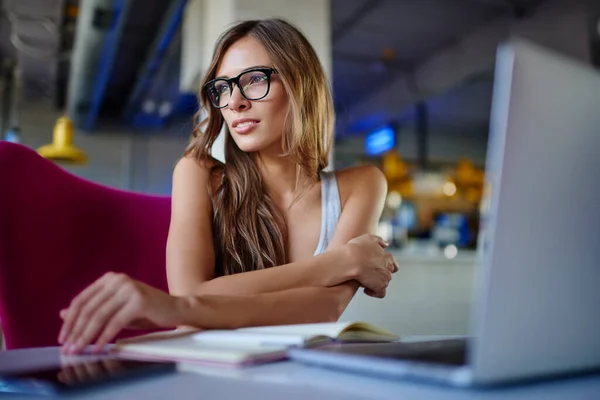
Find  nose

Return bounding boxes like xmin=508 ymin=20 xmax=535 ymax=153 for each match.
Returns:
xmin=228 ymin=84 xmax=250 ymax=112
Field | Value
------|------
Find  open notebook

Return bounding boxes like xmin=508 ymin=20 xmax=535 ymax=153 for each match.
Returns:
xmin=113 ymin=321 xmax=398 ymax=366
xmin=193 ymin=321 xmax=399 ymax=347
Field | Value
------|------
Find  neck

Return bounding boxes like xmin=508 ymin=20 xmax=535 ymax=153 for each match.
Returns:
xmin=254 ymin=152 xmax=314 ymax=205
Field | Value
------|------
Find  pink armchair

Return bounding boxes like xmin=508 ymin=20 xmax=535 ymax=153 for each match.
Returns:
xmin=0 ymin=142 xmax=172 ymax=349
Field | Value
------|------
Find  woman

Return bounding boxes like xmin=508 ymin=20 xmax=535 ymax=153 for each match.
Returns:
xmin=58 ymin=18 xmax=398 ymax=355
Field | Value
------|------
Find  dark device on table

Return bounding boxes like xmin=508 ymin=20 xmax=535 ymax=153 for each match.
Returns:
xmin=0 ymin=358 xmax=177 ymax=396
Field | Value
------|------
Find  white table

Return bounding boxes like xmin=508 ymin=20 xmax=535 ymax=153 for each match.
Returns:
xmin=0 ymin=346 xmax=599 ymax=399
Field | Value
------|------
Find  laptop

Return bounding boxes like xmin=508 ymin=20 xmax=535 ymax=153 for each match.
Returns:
xmin=288 ymin=38 xmax=600 ymax=387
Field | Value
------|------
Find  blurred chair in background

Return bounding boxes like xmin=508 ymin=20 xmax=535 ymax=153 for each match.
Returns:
xmin=0 ymin=142 xmax=171 ymax=349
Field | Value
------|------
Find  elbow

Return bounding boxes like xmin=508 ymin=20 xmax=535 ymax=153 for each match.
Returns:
xmin=326 ymin=292 xmax=350 ymax=322
xmin=323 ymin=304 xmax=346 ymax=323
xmin=311 ymin=284 xmax=357 ymax=322
xmin=313 ymin=301 xmax=344 ymax=323
xmin=321 ymin=301 xmax=349 ymax=323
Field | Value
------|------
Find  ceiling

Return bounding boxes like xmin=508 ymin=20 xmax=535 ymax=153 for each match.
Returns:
xmin=0 ymin=0 xmax=586 ymax=139
xmin=330 ymin=0 xmax=547 ymax=136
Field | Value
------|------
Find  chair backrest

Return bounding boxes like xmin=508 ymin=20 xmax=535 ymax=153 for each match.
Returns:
xmin=0 ymin=142 xmax=172 ymax=349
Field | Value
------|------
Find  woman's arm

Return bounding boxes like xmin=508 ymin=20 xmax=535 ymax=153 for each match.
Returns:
xmin=182 ymin=281 xmax=360 ymax=329
xmin=325 ymin=165 xmax=389 ymax=249
xmin=166 ymin=159 xmax=392 ymax=297
xmin=58 ymin=273 xmax=360 ymax=354
xmin=193 ymin=247 xmax=359 ymax=296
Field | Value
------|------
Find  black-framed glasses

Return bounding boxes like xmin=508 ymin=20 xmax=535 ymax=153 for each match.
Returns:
xmin=204 ymin=67 xmax=277 ymax=109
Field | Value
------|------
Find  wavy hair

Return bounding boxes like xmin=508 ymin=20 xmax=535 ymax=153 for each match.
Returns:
xmin=184 ymin=19 xmax=334 ymax=276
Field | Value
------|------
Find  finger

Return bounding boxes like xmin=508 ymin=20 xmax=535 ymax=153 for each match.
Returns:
xmin=365 ymin=287 xmax=386 ymax=299
xmin=70 ymin=294 xmax=127 ymax=354
xmin=71 ymin=285 xmax=132 ymax=352
xmin=59 ymin=275 xmax=110 ymax=344
xmin=60 ymin=286 xmax=104 ymax=345
xmin=378 ymin=270 xmax=393 ymax=291
xmin=82 ymin=359 xmax=103 ymax=379
xmin=65 ymin=285 xmax=121 ymax=353
xmin=72 ymin=363 xmax=89 ymax=383
xmin=94 ymin=300 xmax=140 ymax=352
xmin=59 ymin=365 xmax=77 ymax=384
xmin=57 ymin=370 xmax=68 ymax=384
xmin=102 ymin=359 xmax=123 ymax=375
xmin=372 ymin=235 xmax=389 ymax=248
xmin=60 ymin=309 xmax=67 ymax=319
xmin=384 ymin=269 xmax=393 ymax=283
xmin=383 ymin=257 xmax=395 ymax=273
xmin=387 ymin=255 xmax=398 ymax=273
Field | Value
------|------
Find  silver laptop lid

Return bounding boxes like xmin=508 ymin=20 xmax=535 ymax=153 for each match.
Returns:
xmin=470 ymin=39 xmax=600 ymax=385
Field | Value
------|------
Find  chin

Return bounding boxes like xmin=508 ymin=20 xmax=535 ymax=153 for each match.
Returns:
xmin=232 ymin=135 xmax=280 ymax=154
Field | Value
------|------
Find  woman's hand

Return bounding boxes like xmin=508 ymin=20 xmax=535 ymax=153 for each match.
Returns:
xmin=58 ymin=272 xmax=187 ymax=355
xmin=344 ymin=234 xmax=399 ymax=298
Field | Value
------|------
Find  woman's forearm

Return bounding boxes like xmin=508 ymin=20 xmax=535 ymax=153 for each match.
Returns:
xmin=180 ymin=281 xmax=360 ymax=329
xmin=193 ymin=247 xmax=357 ymax=296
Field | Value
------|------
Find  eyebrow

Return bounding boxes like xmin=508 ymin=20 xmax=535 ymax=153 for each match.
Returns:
xmin=215 ymin=65 xmax=272 ymax=79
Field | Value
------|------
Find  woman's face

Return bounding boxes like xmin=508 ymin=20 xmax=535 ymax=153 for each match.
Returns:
xmin=215 ymin=36 xmax=288 ymax=154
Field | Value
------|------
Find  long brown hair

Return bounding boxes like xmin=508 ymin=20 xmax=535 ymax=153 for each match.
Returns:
xmin=184 ymin=19 xmax=334 ymax=276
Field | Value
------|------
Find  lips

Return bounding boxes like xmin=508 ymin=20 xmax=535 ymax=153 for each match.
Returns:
xmin=232 ymin=118 xmax=260 ymax=134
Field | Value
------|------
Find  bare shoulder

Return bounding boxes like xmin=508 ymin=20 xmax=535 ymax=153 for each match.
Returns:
xmin=173 ymin=155 xmax=222 ymax=195
xmin=173 ymin=155 xmax=217 ymax=178
xmin=334 ymin=165 xmax=387 ymax=206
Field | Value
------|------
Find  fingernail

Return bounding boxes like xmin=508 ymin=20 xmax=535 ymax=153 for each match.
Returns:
xmin=58 ymin=329 xmax=66 ymax=344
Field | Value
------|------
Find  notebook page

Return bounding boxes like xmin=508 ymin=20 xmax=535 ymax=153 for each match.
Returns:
xmin=193 ymin=330 xmax=310 ymax=347
xmin=237 ymin=322 xmax=356 ymax=338
xmin=116 ymin=335 xmax=287 ymax=364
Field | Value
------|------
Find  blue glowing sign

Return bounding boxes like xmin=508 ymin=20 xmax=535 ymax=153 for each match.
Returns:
xmin=365 ymin=126 xmax=395 ymax=155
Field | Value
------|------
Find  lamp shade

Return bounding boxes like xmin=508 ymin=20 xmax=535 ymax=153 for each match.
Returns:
xmin=37 ymin=116 xmax=87 ymax=164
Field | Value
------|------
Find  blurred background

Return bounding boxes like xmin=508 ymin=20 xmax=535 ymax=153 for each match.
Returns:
xmin=1 ymin=0 xmax=598 ymax=337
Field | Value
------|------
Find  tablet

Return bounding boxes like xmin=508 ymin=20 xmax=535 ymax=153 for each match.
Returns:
xmin=0 ymin=358 xmax=177 ymax=396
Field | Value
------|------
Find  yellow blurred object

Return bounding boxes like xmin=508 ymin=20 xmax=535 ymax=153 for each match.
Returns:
xmin=382 ymin=152 xmax=408 ymax=180
xmin=465 ymin=187 xmax=482 ymax=203
xmin=398 ymin=180 xmax=413 ymax=197
xmin=65 ymin=4 xmax=79 ymax=18
xmin=474 ymin=169 xmax=485 ymax=184
xmin=452 ymin=157 xmax=485 ymax=204
xmin=455 ymin=158 xmax=475 ymax=185
xmin=37 ymin=116 xmax=87 ymax=164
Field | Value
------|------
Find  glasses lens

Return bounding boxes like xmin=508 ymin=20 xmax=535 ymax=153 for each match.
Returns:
xmin=207 ymin=79 xmax=230 ymax=108
xmin=239 ymin=70 xmax=269 ymax=100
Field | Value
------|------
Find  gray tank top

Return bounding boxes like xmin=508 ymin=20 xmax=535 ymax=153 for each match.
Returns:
xmin=313 ymin=170 xmax=342 ymax=255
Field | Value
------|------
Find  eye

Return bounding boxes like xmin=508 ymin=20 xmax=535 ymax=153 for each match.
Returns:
xmin=249 ymin=74 xmax=267 ymax=84
xmin=214 ymin=81 xmax=229 ymax=94
xmin=243 ymin=71 xmax=267 ymax=86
